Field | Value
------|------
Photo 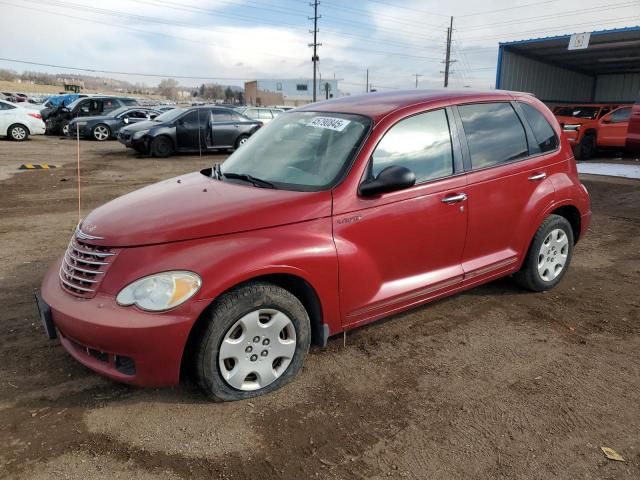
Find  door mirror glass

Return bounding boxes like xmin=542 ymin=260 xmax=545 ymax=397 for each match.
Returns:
xmin=360 ymin=165 xmax=416 ymax=196
xmin=123 ymin=117 xmax=129 ymax=124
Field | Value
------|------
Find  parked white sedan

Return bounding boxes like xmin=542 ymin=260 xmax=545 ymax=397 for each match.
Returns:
xmin=0 ymin=99 xmax=46 ymax=141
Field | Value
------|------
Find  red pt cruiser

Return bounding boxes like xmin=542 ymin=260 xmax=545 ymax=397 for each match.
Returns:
xmin=37 ymin=90 xmax=591 ymax=401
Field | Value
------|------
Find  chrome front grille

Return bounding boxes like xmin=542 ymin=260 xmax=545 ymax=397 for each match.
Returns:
xmin=59 ymin=236 xmax=117 ymax=298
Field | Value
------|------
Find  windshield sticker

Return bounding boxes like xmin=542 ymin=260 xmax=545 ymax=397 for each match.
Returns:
xmin=307 ymin=117 xmax=351 ymax=132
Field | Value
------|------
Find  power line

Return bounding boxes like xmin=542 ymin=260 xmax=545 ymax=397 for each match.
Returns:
xmin=456 ymin=0 xmax=559 ymax=18
xmin=0 ymin=57 xmax=251 ymax=81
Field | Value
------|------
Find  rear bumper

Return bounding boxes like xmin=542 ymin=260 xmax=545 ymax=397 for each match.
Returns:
xmin=40 ymin=260 xmax=208 ymax=387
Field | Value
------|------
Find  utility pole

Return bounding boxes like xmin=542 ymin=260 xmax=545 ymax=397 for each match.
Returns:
xmin=365 ymin=69 xmax=369 ymax=93
xmin=443 ymin=16 xmax=454 ymax=87
xmin=309 ymin=1 xmax=321 ymax=102
xmin=413 ymin=74 xmax=423 ymax=88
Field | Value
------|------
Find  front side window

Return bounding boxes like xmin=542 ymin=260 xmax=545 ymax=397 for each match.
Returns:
xmin=371 ymin=109 xmax=454 ymax=183
xmin=518 ymin=102 xmax=559 ymax=153
xmin=609 ymin=107 xmax=631 ymax=123
xmin=459 ymin=102 xmax=528 ymax=169
xmin=221 ymin=112 xmax=371 ymax=190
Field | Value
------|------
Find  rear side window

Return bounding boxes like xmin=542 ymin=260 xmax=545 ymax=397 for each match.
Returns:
xmin=458 ymin=102 xmax=528 ymax=169
xmin=372 ymin=109 xmax=454 ymax=184
xmin=518 ymin=102 xmax=559 ymax=153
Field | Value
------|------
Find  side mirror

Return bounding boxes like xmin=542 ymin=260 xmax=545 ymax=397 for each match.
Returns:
xmin=123 ymin=117 xmax=129 ymax=124
xmin=602 ymin=115 xmax=612 ymax=123
xmin=359 ymin=165 xmax=416 ymax=196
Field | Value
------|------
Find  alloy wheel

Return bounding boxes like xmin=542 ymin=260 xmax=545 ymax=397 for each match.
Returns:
xmin=93 ymin=125 xmax=109 ymax=141
xmin=218 ymin=308 xmax=296 ymax=391
xmin=537 ymin=228 xmax=569 ymax=282
xmin=11 ymin=126 xmax=27 ymax=140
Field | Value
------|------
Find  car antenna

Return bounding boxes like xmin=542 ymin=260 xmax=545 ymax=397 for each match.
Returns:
xmin=76 ymin=122 xmax=82 ymax=224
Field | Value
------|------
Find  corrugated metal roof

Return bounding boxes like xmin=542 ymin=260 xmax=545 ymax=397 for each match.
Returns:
xmin=498 ymin=26 xmax=640 ymax=76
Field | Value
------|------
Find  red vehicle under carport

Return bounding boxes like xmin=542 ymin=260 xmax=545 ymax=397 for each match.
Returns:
xmin=495 ymin=26 xmax=640 ymax=155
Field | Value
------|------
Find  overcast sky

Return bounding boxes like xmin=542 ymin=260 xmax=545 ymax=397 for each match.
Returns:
xmin=0 ymin=0 xmax=638 ymax=94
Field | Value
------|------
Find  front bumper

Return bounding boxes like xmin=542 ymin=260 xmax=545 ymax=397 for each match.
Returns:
xmin=67 ymin=123 xmax=92 ymax=137
xmin=40 ymin=260 xmax=209 ymax=386
xmin=118 ymin=132 xmax=148 ymax=152
xmin=563 ymin=130 xmax=579 ymax=146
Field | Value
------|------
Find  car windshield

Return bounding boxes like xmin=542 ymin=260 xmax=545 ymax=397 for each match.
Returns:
xmin=555 ymin=106 xmax=600 ymax=119
xmin=154 ymin=108 xmax=187 ymax=122
xmin=221 ymin=111 xmax=371 ymax=190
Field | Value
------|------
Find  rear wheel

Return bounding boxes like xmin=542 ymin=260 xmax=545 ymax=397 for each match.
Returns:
xmin=195 ymin=282 xmax=311 ymax=401
xmin=515 ymin=214 xmax=574 ymax=292
xmin=61 ymin=122 xmax=70 ymax=136
xmin=92 ymin=124 xmax=111 ymax=141
xmin=150 ymin=136 xmax=174 ymax=157
xmin=575 ymin=133 xmax=595 ymax=160
xmin=235 ymin=134 xmax=250 ymax=149
xmin=8 ymin=124 xmax=29 ymax=141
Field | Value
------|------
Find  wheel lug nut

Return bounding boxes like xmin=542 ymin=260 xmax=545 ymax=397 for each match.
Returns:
xmin=262 ymin=338 xmax=270 ymax=346
xmin=250 ymin=354 xmax=258 ymax=361
xmin=253 ymin=336 xmax=260 ymax=343
xmin=261 ymin=350 xmax=268 ymax=357
xmin=245 ymin=346 xmax=253 ymax=353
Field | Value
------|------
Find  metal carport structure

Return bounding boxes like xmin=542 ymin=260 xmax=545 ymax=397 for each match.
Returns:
xmin=495 ymin=26 xmax=640 ymax=104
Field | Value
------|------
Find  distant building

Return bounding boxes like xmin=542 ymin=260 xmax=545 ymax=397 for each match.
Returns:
xmin=244 ymin=79 xmax=340 ymax=106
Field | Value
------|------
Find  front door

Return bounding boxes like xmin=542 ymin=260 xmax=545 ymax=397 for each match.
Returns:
xmin=334 ymin=108 xmax=468 ymax=328
xmin=176 ymin=110 xmax=208 ymax=150
xmin=598 ymin=107 xmax=631 ymax=147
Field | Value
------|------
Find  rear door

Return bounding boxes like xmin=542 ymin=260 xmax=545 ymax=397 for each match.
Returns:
xmin=209 ymin=109 xmax=237 ymax=148
xmin=598 ymin=107 xmax=632 ymax=147
xmin=455 ymin=101 xmax=560 ymax=282
xmin=334 ymin=108 xmax=468 ymax=327
xmin=0 ymin=101 xmax=17 ymax=134
xmin=626 ymin=100 xmax=640 ymax=153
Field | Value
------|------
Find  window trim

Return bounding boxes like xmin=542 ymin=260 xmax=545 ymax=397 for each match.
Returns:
xmin=454 ymin=100 xmax=560 ymax=174
xmin=360 ymin=107 xmax=462 ymax=190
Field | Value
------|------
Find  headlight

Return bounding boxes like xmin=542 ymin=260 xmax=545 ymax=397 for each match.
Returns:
xmin=132 ymin=130 xmax=149 ymax=140
xmin=563 ymin=124 xmax=581 ymax=131
xmin=116 ymin=271 xmax=201 ymax=311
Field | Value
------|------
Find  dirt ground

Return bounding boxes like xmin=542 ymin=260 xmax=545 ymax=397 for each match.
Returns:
xmin=0 ymin=136 xmax=638 ymax=480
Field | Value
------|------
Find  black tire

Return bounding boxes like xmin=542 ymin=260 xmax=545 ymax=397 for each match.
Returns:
xmin=574 ymin=133 xmax=595 ymax=160
xmin=515 ymin=214 xmax=574 ymax=292
xmin=8 ymin=123 xmax=29 ymax=141
xmin=92 ymin=124 xmax=111 ymax=141
xmin=195 ymin=282 xmax=311 ymax=402
xmin=235 ymin=134 xmax=250 ymax=149
xmin=150 ymin=136 xmax=174 ymax=157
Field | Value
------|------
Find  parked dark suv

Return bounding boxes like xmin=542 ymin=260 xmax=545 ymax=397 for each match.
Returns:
xmin=118 ymin=106 xmax=262 ymax=157
xmin=43 ymin=96 xmax=138 ymax=135
xmin=38 ymin=90 xmax=591 ymax=401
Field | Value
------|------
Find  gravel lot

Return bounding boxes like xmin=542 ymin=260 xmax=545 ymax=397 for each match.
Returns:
xmin=0 ymin=136 xmax=638 ymax=479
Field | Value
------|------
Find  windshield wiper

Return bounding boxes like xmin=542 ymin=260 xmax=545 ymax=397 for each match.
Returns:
xmin=223 ymin=172 xmax=275 ymax=189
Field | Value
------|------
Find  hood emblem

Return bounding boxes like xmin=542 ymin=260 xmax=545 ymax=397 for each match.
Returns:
xmin=76 ymin=223 xmax=104 ymax=240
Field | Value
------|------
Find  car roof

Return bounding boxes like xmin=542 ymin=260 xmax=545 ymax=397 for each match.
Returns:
xmin=297 ymin=89 xmax=521 ymax=122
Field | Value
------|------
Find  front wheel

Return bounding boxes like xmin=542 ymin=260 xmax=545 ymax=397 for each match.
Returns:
xmin=515 ymin=214 xmax=574 ymax=292
xmin=195 ymin=282 xmax=311 ymax=401
xmin=8 ymin=124 xmax=29 ymax=141
xmin=150 ymin=136 xmax=174 ymax=157
xmin=92 ymin=124 xmax=111 ymax=141
xmin=574 ymin=134 xmax=595 ymax=160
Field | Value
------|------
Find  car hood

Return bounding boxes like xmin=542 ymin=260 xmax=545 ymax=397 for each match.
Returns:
xmin=80 ymin=171 xmax=332 ymax=247
xmin=69 ymin=115 xmax=113 ymax=123
xmin=121 ymin=120 xmax=163 ymax=132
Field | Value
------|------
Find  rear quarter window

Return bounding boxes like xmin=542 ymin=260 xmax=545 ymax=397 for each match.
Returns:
xmin=518 ymin=102 xmax=559 ymax=154
xmin=458 ymin=102 xmax=528 ymax=169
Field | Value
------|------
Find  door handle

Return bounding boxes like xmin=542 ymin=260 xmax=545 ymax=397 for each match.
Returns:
xmin=441 ymin=193 xmax=467 ymax=204
xmin=528 ymin=172 xmax=546 ymax=181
